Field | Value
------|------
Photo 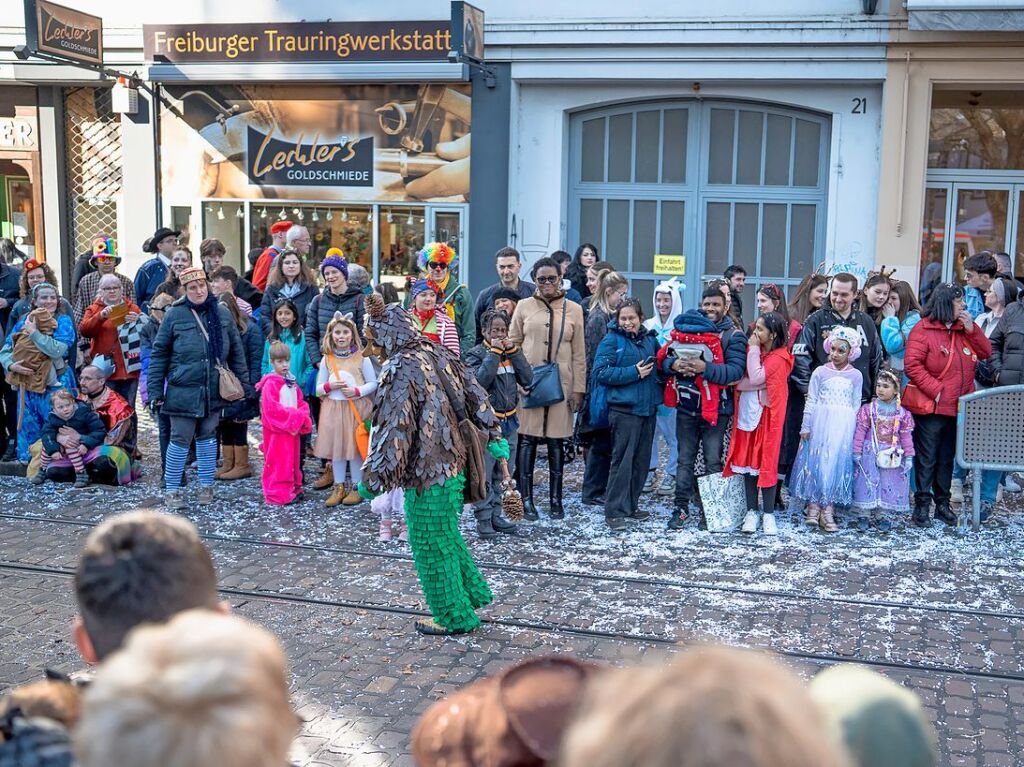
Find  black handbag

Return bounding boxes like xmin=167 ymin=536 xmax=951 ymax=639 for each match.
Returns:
xmin=523 ymin=300 xmax=567 ymax=409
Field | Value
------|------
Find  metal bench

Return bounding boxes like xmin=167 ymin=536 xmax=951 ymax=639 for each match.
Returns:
xmin=956 ymin=384 xmax=1024 ymax=532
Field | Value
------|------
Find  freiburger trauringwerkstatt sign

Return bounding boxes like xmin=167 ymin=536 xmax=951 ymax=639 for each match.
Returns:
xmin=143 ymin=21 xmax=451 ymax=63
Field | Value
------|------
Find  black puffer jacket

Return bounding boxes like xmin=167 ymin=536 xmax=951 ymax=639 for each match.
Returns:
xmin=147 ymin=299 xmax=251 ymax=418
xmin=260 ymin=281 xmax=319 ymax=336
xmin=990 ymin=302 xmax=1024 ymax=387
xmin=222 ymin=320 xmax=265 ymax=421
xmin=304 ymin=286 xmax=365 ymax=366
xmin=464 ymin=341 xmax=533 ymax=417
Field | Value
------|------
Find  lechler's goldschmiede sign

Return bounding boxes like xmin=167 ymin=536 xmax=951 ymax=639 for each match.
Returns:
xmin=144 ymin=21 xmax=451 ymax=63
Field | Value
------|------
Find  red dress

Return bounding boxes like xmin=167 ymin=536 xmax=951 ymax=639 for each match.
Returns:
xmin=723 ymin=345 xmax=793 ymax=488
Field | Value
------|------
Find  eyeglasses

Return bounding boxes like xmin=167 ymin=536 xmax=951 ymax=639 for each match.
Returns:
xmin=427 ymin=262 xmax=447 ymax=270
xmin=536 ymin=275 xmax=559 ymax=284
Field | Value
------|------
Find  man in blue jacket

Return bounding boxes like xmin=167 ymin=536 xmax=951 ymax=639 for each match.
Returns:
xmin=134 ymin=227 xmax=179 ymax=313
xmin=663 ymin=286 xmax=746 ymax=530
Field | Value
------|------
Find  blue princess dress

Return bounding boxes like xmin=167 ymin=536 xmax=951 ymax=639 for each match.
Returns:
xmin=789 ymin=363 xmax=863 ymax=508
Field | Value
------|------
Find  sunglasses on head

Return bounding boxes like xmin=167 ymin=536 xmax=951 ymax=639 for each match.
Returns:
xmin=427 ymin=262 xmax=447 ymax=270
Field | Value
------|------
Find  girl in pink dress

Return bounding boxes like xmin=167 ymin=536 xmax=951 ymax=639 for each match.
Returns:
xmin=255 ymin=341 xmax=312 ymax=505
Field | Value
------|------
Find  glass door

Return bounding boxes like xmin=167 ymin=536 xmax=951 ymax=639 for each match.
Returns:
xmin=949 ymin=184 xmax=1010 ymax=284
xmin=428 ymin=206 xmax=466 ymax=282
xmin=1013 ymin=187 xmax=1024 ymax=279
xmin=919 ymin=184 xmax=950 ymax=306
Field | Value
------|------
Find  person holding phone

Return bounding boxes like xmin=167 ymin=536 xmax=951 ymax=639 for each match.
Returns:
xmin=591 ymin=297 xmax=663 ymax=530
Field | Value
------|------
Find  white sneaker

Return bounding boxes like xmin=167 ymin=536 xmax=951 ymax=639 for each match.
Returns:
xmin=642 ymin=472 xmax=656 ymax=493
xmin=762 ymin=512 xmax=778 ymax=536
xmin=741 ymin=510 xmax=759 ymax=534
xmin=1004 ymin=475 xmax=1022 ymax=493
xmin=951 ymin=478 xmax=964 ymax=504
xmin=656 ymin=475 xmax=675 ymax=496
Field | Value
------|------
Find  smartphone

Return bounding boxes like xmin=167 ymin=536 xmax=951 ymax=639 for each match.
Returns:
xmin=642 ymin=356 xmax=656 ymax=367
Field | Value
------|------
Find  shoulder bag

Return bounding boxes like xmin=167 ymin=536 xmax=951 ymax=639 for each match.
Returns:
xmin=436 ymin=360 xmax=489 ymax=504
xmin=191 ymin=309 xmax=245 ymax=402
xmin=901 ymin=333 xmax=955 ymax=416
xmin=523 ymin=299 xmax=567 ymax=409
xmin=872 ymin=403 xmax=904 ymax=469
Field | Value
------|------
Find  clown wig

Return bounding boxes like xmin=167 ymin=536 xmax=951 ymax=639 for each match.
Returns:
xmin=416 ymin=242 xmax=458 ymax=272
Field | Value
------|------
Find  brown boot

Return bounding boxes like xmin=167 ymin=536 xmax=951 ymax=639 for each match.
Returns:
xmin=819 ymin=506 xmax=838 ymax=533
xmin=326 ymin=483 xmax=347 ymax=507
xmin=214 ymin=444 xmax=235 ymax=480
xmin=342 ymin=484 xmax=363 ymax=506
xmin=313 ymin=463 xmax=333 ymax=490
xmin=221 ymin=445 xmax=253 ymax=480
xmin=804 ymin=503 xmax=820 ymax=526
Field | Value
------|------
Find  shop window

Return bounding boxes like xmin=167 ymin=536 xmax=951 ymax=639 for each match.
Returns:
xmin=201 ymin=202 xmax=245 ymax=270
xmin=248 ymin=204 xmax=373 ymax=271
xmin=569 ymin=100 xmax=829 ymax=322
xmin=929 ymin=90 xmax=1024 ymax=170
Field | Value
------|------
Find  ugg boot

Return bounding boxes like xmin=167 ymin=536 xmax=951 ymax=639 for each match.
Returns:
xmin=313 ymin=463 xmax=334 ymax=490
xmin=342 ymin=484 xmax=363 ymax=505
xmin=215 ymin=444 xmax=235 ymax=480
xmin=222 ymin=445 xmax=253 ymax=480
xmin=547 ymin=438 xmax=565 ymax=519
xmin=378 ymin=519 xmax=393 ymax=542
xmin=804 ymin=504 xmax=820 ymax=526
xmin=474 ymin=507 xmax=497 ymax=540
xmin=517 ymin=436 xmax=538 ymax=521
xmin=819 ymin=506 xmax=839 ymax=533
xmin=326 ymin=483 xmax=347 ymax=507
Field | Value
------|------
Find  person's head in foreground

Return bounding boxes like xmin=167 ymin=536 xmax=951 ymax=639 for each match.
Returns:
xmin=559 ymin=645 xmax=849 ymax=767
xmin=809 ymin=664 xmax=937 ymax=767
xmin=72 ymin=511 xmax=222 ymax=663
xmin=74 ymin=610 xmax=297 ymax=767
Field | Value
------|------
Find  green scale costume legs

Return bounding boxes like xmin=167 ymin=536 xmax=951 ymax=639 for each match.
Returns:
xmin=404 ymin=473 xmax=493 ymax=632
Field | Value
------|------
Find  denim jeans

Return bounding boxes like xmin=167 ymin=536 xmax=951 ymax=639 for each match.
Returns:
xmin=674 ymin=409 xmax=729 ymax=510
xmin=648 ymin=407 xmax=678 ymax=475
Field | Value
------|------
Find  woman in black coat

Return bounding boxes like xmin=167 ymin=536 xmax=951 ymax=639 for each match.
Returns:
xmin=259 ymin=249 xmax=320 ymax=337
xmin=217 ymin=293 xmax=265 ymax=482
xmin=565 ymin=242 xmax=599 ymax=301
xmin=147 ymin=268 xmax=251 ymax=510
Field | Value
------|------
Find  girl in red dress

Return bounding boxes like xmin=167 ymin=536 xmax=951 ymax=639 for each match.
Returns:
xmin=723 ymin=311 xmax=794 ymax=536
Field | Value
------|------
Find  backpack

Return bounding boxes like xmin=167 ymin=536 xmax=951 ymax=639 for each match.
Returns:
xmin=588 ymin=334 xmax=626 ymax=430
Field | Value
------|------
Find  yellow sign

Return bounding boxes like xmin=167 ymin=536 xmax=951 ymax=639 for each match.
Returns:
xmin=653 ymin=254 xmax=686 ymax=275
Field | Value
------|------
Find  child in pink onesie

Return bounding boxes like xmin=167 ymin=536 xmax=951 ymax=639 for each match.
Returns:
xmin=256 ymin=341 xmax=313 ymax=505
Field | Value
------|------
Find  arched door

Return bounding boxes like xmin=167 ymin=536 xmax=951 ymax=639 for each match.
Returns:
xmin=568 ymin=100 xmax=830 ymax=319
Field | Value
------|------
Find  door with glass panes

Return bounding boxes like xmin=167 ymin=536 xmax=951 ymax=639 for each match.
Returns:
xmin=568 ymin=101 xmax=830 ymax=321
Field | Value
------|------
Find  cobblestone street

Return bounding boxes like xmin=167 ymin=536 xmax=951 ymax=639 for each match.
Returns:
xmin=1 ymin=418 xmax=1023 ymax=766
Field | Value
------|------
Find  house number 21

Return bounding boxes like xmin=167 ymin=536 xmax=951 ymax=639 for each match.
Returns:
xmin=851 ymin=97 xmax=868 ymax=114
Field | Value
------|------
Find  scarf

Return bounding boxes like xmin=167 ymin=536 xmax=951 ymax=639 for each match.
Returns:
xmin=657 ymin=328 xmax=725 ymax=426
xmin=434 ymin=274 xmax=457 ymax=322
xmin=187 ymin=294 xmax=224 ymax=364
xmin=412 ymin=308 xmax=441 ymax=343
xmin=280 ymin=281 xmax=303 ymax=299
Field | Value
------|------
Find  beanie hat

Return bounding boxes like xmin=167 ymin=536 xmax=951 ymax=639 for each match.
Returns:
xmin=417 ymin=242 xmax=458 ymax=272
xmin=179 ymin=266 xmax=207 ymax=287
xmin=410 ymin=279 xmax=442 ymax=300
xmin=491 ymin=287 xmax=521 ymax=305
xmin=320 ymin=250 xmax=349 ymax=279
xmin=270 ymin=220 xmax=293 ymax=235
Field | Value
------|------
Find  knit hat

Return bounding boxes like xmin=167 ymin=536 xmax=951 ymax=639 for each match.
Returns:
xmin=320 ymin=250 xmax=349 ymax=279
xmin=491 ymin=287 xmax=521 ymax=306
xmin=270 ymin=220 xmax=293 ymax=235
xmin=824 ymin=326 xmax=862 ymax=362
xmin=809 ymin=665 xmax=938 ymax=767
xmin=410 ymin=279 xmax=441 ymax=300
xmin=417 ymin=242 xmax=458 ymax=272
xmin=179 ymin=266 xmax=207 ymax=287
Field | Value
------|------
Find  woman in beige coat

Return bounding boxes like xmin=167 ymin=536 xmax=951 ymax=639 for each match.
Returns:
xmin=509 ymin=257 xmax=586 ymax=521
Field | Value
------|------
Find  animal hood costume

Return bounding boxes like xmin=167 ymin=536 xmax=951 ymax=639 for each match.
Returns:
xmin=361 ymin=294 xmax=500 ymax=634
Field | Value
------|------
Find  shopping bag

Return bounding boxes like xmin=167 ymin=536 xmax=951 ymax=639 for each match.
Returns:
xmin=697 ymin=472 xmax=746 ymax=532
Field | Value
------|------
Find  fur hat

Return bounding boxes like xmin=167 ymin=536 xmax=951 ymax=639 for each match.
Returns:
xmin=824 ymin=326 xmax=862 ymax=362
xmin=178 ymin=266 xmax=207 ymax=287
xmin=320 ymin=251 xmax=349 ymax=279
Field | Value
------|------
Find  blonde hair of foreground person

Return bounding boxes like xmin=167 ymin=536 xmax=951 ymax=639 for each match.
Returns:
xmin=74 ymin=610 xmax=297 ymax=767
xmin=559 ymin=645 xmax=850 ymax=767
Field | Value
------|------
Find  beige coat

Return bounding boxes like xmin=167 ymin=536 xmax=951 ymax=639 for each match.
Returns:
xmin=509 ymin=294 xmax=586 ymax=439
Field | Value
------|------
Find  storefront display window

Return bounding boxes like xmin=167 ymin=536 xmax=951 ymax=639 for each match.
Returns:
xmin=929 ymin=90 xmax=1024 ymax=170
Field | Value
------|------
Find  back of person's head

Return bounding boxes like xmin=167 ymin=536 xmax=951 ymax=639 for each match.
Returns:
xmin=348 ymin=263 xmax=371 ymax=291
xmin=210 ymin=265 xmax=239 ymax=287
xmin=560 ymin=645 xmax=847 ymax=767
xmin=73 ymin=512 xmax=219 ymax=661
xmin=810 ymin=665 xmax=937 ymax=767
xmin=74 ymin=610 xmax=296 ymax=767
xmin=376 ymin=282 xmax=401 ymax=305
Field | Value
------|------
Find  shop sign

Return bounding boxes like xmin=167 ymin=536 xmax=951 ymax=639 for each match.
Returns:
xmin=654 ymin=254 xmax=687 ymax=275
xmin=24 ymin=0 xmax=104 ymax=67
xmin=451 ymin=2 xmax=485 ymax=63
xmin=143 ymin=21 xmax=451 ymax=64
xmin=0 ymin=116 xmax=38 ymax=151
xmin=247 ymin=128 xmax=374 ymax=187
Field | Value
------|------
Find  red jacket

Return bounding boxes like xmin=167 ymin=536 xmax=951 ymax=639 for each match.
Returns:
xmin=904 ymin=317 xmax=991 ymax=417
xmin=79 ymin=299 xmax=143 ymax=380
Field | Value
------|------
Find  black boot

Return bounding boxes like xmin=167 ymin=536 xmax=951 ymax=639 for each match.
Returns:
xmin=547 ymin=438 xmax=565 ymax=519
xmin=491 ymin=509 xmax=519 ymax=535
xmin=474 ymin=508 xmax=497 ymax=539
xmin=935 ymin=501 xmax=957 ymax=526
xmin=517 ymin=436 xmax=538 ymax=521
xmin=774 ymin=481 xmax=786 ymax=511
xmin=912 ymin=500 xmax=931 ymax=528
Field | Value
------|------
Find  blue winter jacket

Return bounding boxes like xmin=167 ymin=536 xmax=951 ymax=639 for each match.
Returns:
xmin=660 ymin=309 xmax=746 ymax=416
xmin=134 ymin=257 xmax=169 ymax=314
xmin=880 ymin=310 xmax=921 ymax=380
xmin=593 ymin=324 xmax=663 ymax=417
